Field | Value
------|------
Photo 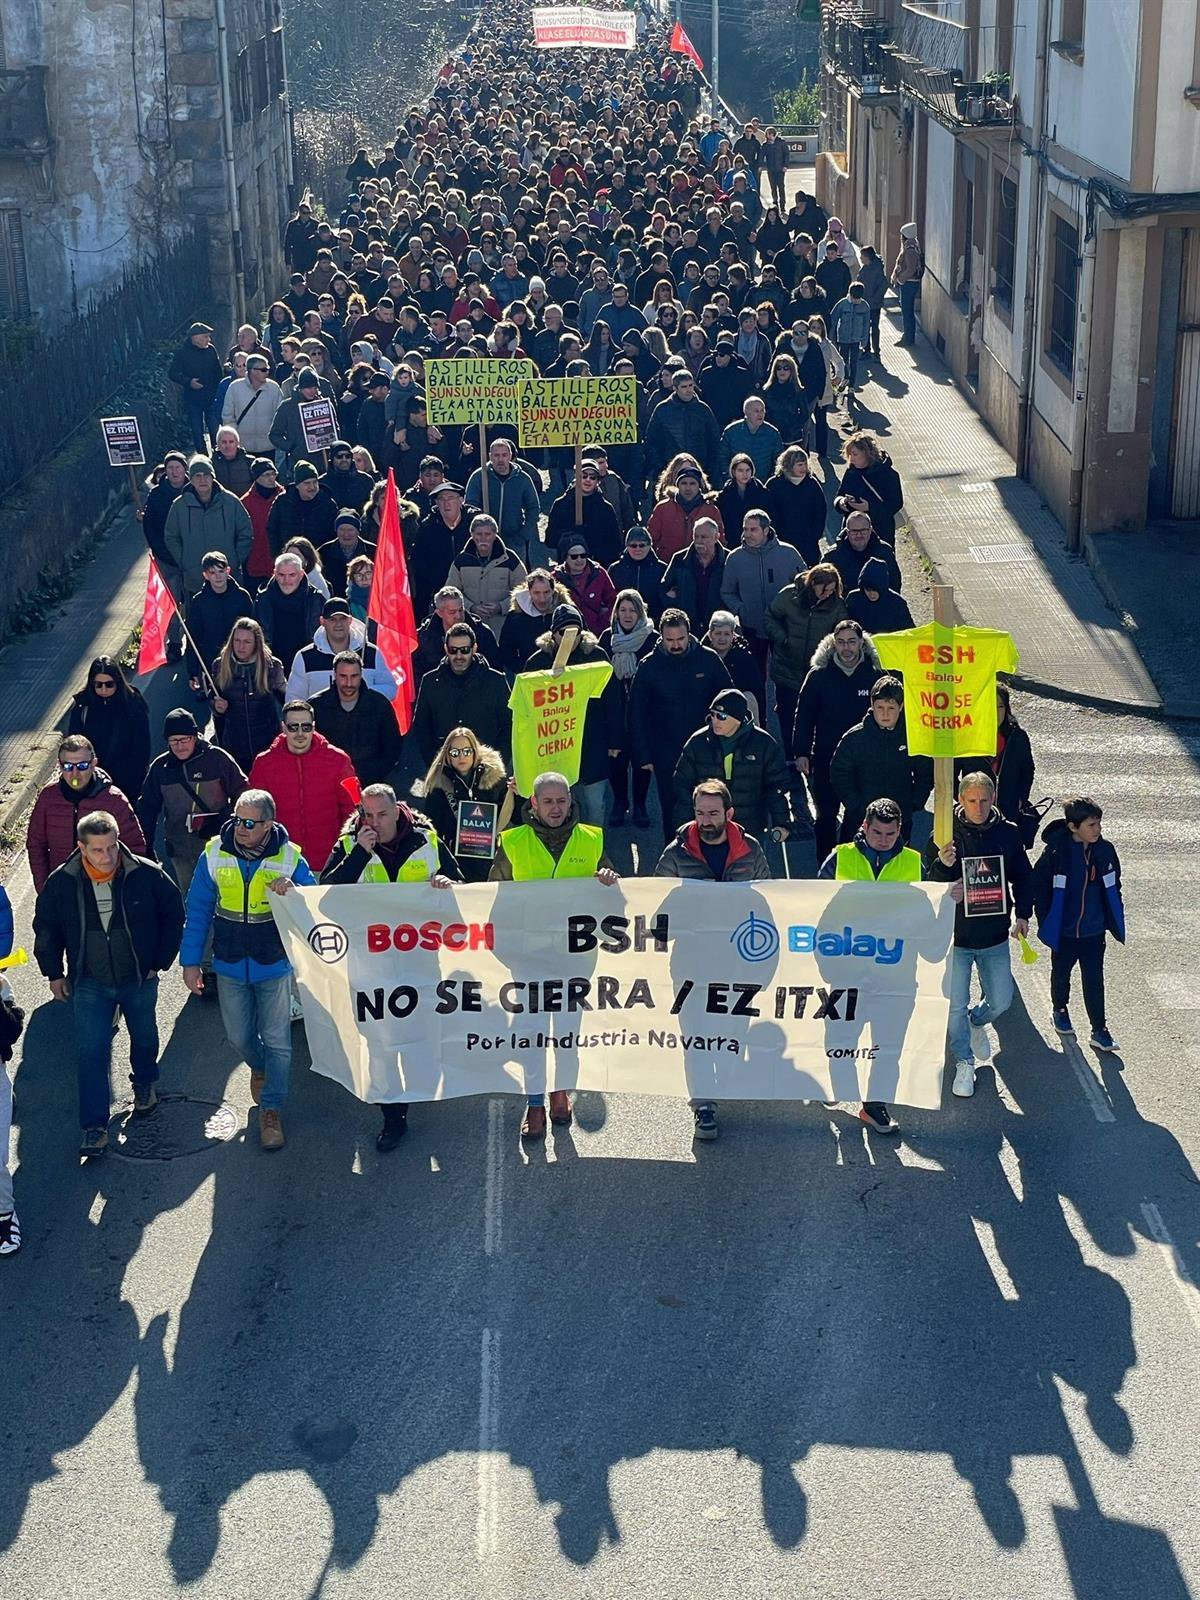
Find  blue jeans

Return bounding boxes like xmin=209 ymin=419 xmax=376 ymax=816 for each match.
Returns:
xmin=183 ymin=393 xmax=210 ymax=452
xmin=217 ymin=973 xmax=292 ymax=1111
xmin=74 ymin=976 xmax=161 ymax=1130
xmin=839 ymin=342 xmax=860 ymax=386
xmin=948 ymin=942 xmax=1014 ymax=1063
xmin=899 ymin=281 xmax=919 ymax=342
xmin=572 ymin=779 xmax=609 ymax=826
xmin=0 ymin=1054 xmax=12 ymax=1213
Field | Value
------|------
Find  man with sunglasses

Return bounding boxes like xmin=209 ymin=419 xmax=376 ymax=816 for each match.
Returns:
xmin=27 ymin=735 xmax=145 ymax=894
xmin=411 ymin=623 xmax=512 ymax=766
xmin=247 ymin=701 xmax=357 ymax=879
xmin=180 ymin=789 xmax=317 ymax=1150
xmin=319 ymin=441 xmax=374 ymax=515
xmin=546 ymin=465 xmax=622 ymax=567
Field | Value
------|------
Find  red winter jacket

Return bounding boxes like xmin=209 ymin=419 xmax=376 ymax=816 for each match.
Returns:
xmin=27 ymin=771 xmax=146 ymax=893
xmin=551 ymin=560 xmax=618 ymax=637
xmin=241 ymin=482 xmax=284 ymax=582
xmin=247 ymin=732 xmax=356 ymax=871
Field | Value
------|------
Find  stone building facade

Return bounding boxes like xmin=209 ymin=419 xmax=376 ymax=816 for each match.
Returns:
xmin=0 ymin=0 xmax=293 ymax=336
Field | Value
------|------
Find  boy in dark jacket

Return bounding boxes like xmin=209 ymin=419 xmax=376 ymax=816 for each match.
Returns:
xmin=924 ymin=769 xmax=1034 ymax=1099
xmin=846 ymin=556 xmax=913 ymax=634
xmin=1032 ymin=796 xmax=1124 ymax=1053
xmin=829 ymin=675 xmax=932 ymax=841
xmin=672 ymin=689 xmax=791 ymax=843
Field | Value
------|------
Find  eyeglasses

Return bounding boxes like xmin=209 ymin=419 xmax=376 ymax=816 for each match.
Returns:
xmin=234 ymin=816 xmax=267 ymax=830
xmin=332 ymin=451 xmax=352 ymax=460
xmin=448 ymin=746 xmax=474 ymax=759
xmin=446 ymin=644 xmax=473 ymax=656
xmin=60 ymin=759 xmax=92 ymax=772
xmin=92 ymin=679 xmax=117 ymax=690
xmin=285 ymin=721 xmax=314 ymax=732
xmin=708 ymin=710 xmax=734 ymax=722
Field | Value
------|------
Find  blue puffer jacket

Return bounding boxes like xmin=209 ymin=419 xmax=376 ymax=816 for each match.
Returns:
xmin=1032 ymin=819 xmax=1125 ymax=949
xmin=180 ymin=819 xmax=316 ymax=982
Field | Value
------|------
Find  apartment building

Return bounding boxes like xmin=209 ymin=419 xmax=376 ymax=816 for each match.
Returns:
xmin=817 ymin=0 xmax=1200 ymax=536
xmin=0 ymin=0 xmax=293 ymax=332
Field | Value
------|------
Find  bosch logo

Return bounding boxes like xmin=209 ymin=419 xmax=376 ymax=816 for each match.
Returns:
xmin=366 ymin=920 xmax=495 ymax=953
xmin=307 ymin=922 xmax=349 ymax=963
xmin=730 ymin=912 xmax=779 ymax=963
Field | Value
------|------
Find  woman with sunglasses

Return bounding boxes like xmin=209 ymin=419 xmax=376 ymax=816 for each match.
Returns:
xmin=418 ymin=726 xmax=512 ymax=882
xmin=67 ymin=656 xmax=152 ymax=807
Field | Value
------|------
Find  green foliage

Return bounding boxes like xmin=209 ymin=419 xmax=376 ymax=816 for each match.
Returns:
xmin=772 ymin=72 xmax=822 ymax=127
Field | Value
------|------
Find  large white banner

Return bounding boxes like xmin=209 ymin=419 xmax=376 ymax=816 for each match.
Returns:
xmin=531 ymin=6 xmax=638 ymax=49
xmin=274 ymin=878 xmax=956 ymax=1110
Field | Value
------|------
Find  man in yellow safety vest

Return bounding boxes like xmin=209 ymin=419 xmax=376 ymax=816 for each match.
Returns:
xmin=490 ymin=769 xmax=619 ymax=1139
xmin=818 ymin=795 xmax=922 ymax=1135
xmin=317 ymin=782 xmax=461 ymax=1151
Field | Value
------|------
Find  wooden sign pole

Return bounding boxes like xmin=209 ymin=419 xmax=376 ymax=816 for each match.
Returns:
xmin=573 ymin=443 xmax=584 ymax=526
xmin=126 ymin=466 xmax=144 ymax=515
xmin=478 ymin=421 xmax=489 ymax=514
xmin=932 ymin=582 xmax=955 ymax=848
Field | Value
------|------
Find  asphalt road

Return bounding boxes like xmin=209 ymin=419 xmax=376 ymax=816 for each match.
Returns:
xmin=4 ymin=672 xmax=1200 ymax=1599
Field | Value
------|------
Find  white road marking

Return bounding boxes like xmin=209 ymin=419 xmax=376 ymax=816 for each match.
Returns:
xmin=476 ymin=1327 xmax=501 ymax=1562
xmin=1017 ymin=957 xmax=1116 ymax=1124
xmin=1140 ymin=1203 xmax=1200 ymax=1334
xmin=828 ymin=1120 xmax=844 ymax=1165
xmin=970 ymin=1218 xmax=1019 ymax=1300
xmin=484 ymin=1096 xmax=504 ymax=1258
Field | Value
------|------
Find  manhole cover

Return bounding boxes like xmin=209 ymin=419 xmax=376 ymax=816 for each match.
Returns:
xmin=968 ymin=542 xmax=1031 ymax=565
xmin=108 ymin=1093 xmax=241 ymax=1161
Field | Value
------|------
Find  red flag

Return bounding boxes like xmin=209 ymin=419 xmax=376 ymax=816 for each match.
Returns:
xmin=670 ymin=21 xmax=704 ymax=69
xmin=368 ymin=470 xmax=420 ymax=733
xmin=136 ymin=558 xmax=177 ymax=675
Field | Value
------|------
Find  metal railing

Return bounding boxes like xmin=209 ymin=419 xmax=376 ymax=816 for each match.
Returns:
xmin=0 ymin=228 xmax=211 ymax=494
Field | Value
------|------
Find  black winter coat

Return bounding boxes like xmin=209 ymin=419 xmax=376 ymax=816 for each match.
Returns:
xmin=766 ymin=472 xmax=827 ymax=566
xmin=673 ymin=721 xmax=790 ymax=840
xmin=644 ymin=394 xmax=721 ymax=479
xmin=410 ymin=657 xmax=512 ymax=764
xmin=409 ymin=510 xmax=479 ymax=621
xmin=142 ymin=478 xmax=185 ymax=565
xmin=423 ymin=767 xmax=512 ymax=882
xmin=311 ymin=683 xmax=405 ymax=787
xmin=701 ymin=634 xmax=766 ymax=714
xmin=792 ymin=633 xmax=884 ymax=769
xmin=836 ymin=453 xmax=904 ymax=541
xmin=925 ymin=804 xmax=1033 ymax=950
xmin=66 ymin=692 xmax=151 ymax=807
xmin=846 ymin=553 xmax=914 ymax=633
xmin=607 ymin=550 xmax=668 ymax=620
xmin=829 ymin=712 xmax=933 ymax=832
xmin=185 ymin=578 xmax=255 ymax=677
xmin=661 ymin=544 xmax=729 ymax=634
xmin=827 ymin=529 xmax=902 ymax=595
xmin=628 ymin=640 xmax=733 ymax=769
xmin=212 ymin=657 xmax=286 ymax=773
xmin=254 ymin=577 xmax=325 ymax=670
xmin=698 ymin=354 xmax=754 ymax=431
xmin=266 ymin=485 xmax=339 ymax=556
xmin=715 ymin=477 xmax=771 ymax=537
xmin=33 ymin=846 xmax=184 ymax=984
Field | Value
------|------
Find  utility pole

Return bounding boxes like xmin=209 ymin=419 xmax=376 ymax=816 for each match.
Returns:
xmin=711 ymin=0 xmax=720 ymax=113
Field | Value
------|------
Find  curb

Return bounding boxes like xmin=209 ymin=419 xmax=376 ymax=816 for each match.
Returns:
xmin=898 ymin=511 xmax=1176 ymax=722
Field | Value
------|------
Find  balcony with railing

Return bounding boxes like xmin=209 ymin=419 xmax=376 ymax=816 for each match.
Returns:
xmin=0 ymin=69 xmax=51 ymax=158
xmin=882 ymin=3 xmax=1016 ymax=127
xmin=822 ymin=5 xmax=898 ymax=96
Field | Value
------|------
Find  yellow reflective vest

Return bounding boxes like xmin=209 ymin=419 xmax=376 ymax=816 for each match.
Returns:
xmin=337 ymin=828 xmax=441 ymax=883
xmin=832 ymin=841 xmax=922 ymax=882
xmin=500 ymin=822 xmax=604 ymax=880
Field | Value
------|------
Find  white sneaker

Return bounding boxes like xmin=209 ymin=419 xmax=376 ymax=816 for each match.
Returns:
xmin=289 ymin=995 xmax=304 ymax=1023
xmin=952 ymin=1060 xmax=976 ymax=1098
xmin=0 ymin=1209 xmax=20 ymax=1256
xmin=969 ymin=1018 xmax=993 ymax=1062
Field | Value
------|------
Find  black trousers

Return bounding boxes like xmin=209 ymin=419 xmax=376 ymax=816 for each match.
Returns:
xmin=1050 ymin=934 xmax=1107 ymax=1029
xmin=807 ymin=768 xmax=840 ymax=865
xmin=609 ymin=750 xmax=652 ymax=811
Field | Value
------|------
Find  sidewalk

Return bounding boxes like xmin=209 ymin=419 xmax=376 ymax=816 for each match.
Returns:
xmin=848 ymin=311 xmax=1161 ymax=716
xmin=0 ymin=511 xmax=161 ymax=847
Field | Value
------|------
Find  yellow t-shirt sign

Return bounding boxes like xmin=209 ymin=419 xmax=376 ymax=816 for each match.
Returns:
xmin=508 ymin=660 xmax=613 ymax=794
xmin=872 ymin=623 xmax=1019 ymax=757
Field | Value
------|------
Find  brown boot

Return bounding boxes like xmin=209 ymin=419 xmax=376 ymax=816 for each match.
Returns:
xmin=259 ymin=1109 xmax=285 ymax=1150
xmin=549 ymin=1090 xmax=572 ymax=1126
xmin=521 ymin=1104 xmax=547 ymax=1140
xmin=250 ymin=1070 xmax=265 ymax=1106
